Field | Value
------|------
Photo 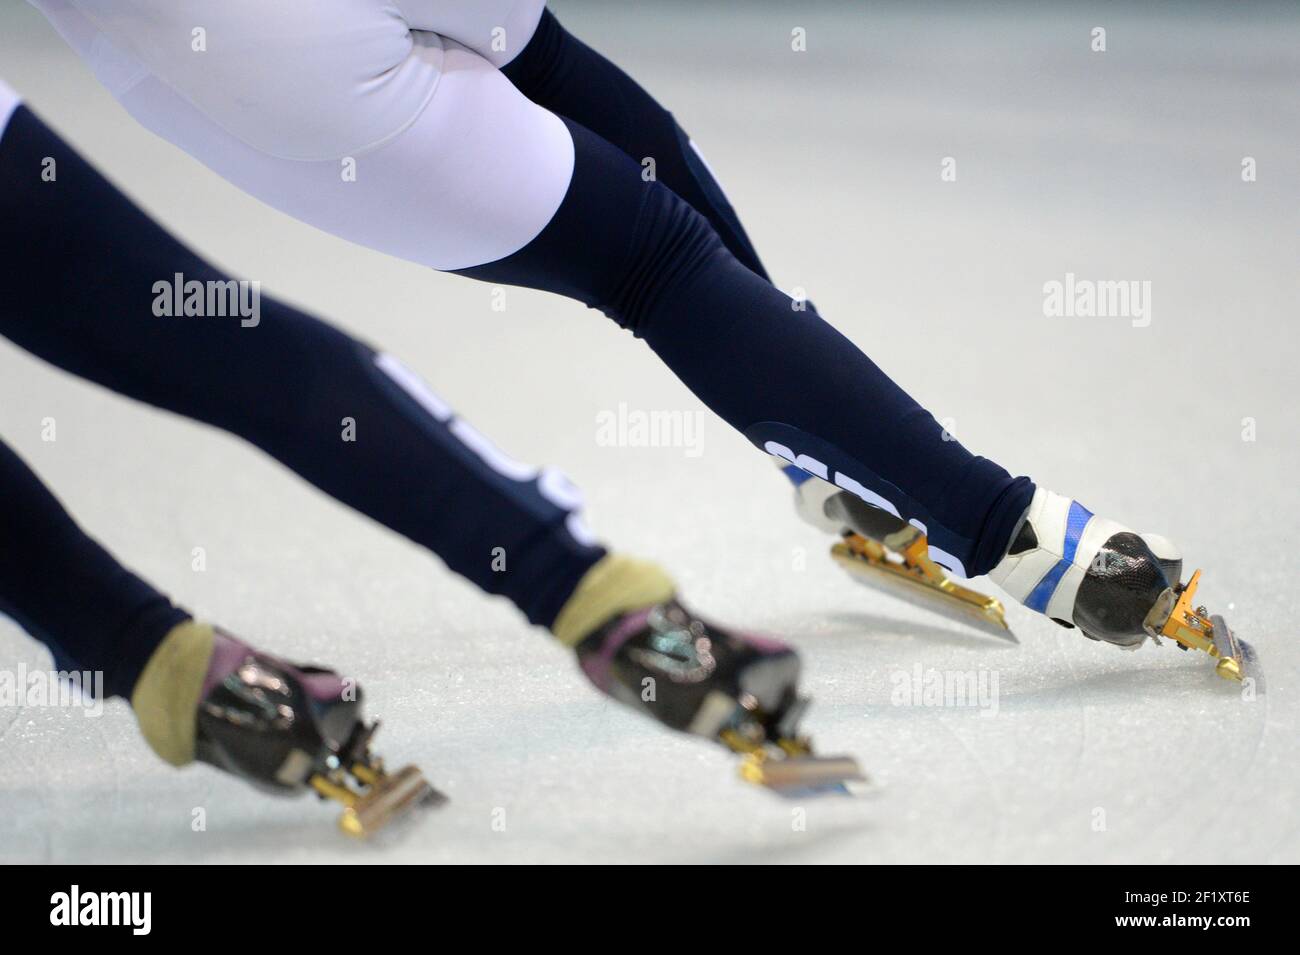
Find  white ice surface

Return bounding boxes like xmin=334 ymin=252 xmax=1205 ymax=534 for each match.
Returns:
xmin=1 ymin=2 xmax=1297 ymax=863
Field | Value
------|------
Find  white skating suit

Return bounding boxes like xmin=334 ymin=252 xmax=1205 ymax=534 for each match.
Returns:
xmin=0 ymin=77 xmax=20 ymax=135
xmin=30 ymin=0 xmax=571 ymax=270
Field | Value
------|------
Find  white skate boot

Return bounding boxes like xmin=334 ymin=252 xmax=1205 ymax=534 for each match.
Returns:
xmin=785 ymin=462 xmax=1254 ymax=683
xmin=988 ymin=489 xmax=1181 ymax=648
xmin=987 ymin=488 xmax=1254 ymax=681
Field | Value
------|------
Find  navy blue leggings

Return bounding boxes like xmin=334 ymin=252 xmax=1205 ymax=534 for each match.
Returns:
xmin=475 ymin=12 xmax=1035 ymax=576
xmin=0 ymin=104 xmax=604 ymax=696
xmin=0 ymin=439 xmax=190 ymax=699
xmin=502 ymin=10 xmax=771 ymax=283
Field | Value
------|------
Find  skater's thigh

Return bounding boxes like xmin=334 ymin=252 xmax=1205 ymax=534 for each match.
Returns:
xmin=395 ymin=0 xmax=547 ymax=65
xmin=34 ymin=1 xmax=575 ymax=270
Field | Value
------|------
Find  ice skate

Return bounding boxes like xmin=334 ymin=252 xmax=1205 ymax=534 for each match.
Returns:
xmin=988 ymin=489 xmax=1256 ymax=683
xmin=789 ymin=467 xmax=1012 ymax=639
xmin=790 ymin=464 xmax=1254 ymax=683
xmin=575 ymin=597 xmax=864 ymax=795
xmin=200 ymin=631 xmax=443 ymax=835
xmin=134 ymin=623 xmax=442 ymax=837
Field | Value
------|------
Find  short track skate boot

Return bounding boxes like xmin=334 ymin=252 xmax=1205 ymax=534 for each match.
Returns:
xmin=132 ymin=622 xmax=441 ymax=836
xmin=555 ymin=556 xmax=863 ymax=794
xmin=783 ymin=462 xmax=1254 ymax=683
xmin=989 ymin=489 xmax=1255 ymax=682
xmin=576 ymin=599 xmax=801 ymax=739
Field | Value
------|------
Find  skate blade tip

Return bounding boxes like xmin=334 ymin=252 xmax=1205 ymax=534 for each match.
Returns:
xmin=338 ymin=765 xmax=445 ymax=839
xmin=1214 ymin=648 xmax=1263 ymax=690
xmin=1208 ymin=615 xmax=1264 ymax=691
xmin=977 ymin=616 xmax=1018 ymax=643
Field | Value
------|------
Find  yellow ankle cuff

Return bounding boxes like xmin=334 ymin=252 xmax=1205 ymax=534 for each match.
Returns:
xmin=130 ymin=619 xmax=215 ymax=767
xmin=551 ymin=555 xmax=676 ymax=648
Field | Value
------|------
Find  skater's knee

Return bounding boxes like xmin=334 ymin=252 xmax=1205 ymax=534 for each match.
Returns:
xmin=603 ymin=182 xmax=725 ymax=334
xmin=454 ymin=120 xmax=726 ymax=334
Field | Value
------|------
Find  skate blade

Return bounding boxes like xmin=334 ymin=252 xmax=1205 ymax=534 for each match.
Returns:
xmin=312 ymin=764 xmax=444 ymax=838
xmin=342 ymin=764 xmax=444 ymax=838
xmin=1209 ymin=615 xmax=1258 ymax=685
xmin=738 ymin=753 xmax=867 ymax=796
xmin=722 ymin=730 xmax=867 ymax=796
xmin=1151 ymin=570 xmax=1260 ymax=686
xmin=831 ymin=537 xmax=1013 ymax=641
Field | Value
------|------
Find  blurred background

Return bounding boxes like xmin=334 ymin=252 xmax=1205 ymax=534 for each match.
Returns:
xmin=1 ymin=1 xmax=1297 ymax=863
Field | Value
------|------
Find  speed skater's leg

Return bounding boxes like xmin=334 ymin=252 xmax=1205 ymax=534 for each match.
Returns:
xmin=429 ymin=11 xmax=1194 ymax=645
xmin=499 ymin=8 xmax=771 ymax=280
xmin=0 ymin=438 xmax=189 ymax=698
xmin=463 ymin=26 xmax=1194 ymax=647
xmin=0 ymin=87 xmax=602 ymax=630
xmin=0 ymin=432 xmax=334 ymax=762
xmin=0 ymin=80 xmax=806 ymax=746
xmin=498 ymin=19 xmax=1200 ymax=648
xmin=0 ymin=437 xmax=422 ymax=821
xmin=456 ymin=120 xmax=1034 ymax=579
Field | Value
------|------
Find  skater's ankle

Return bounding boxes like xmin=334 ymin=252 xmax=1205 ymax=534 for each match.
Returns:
xmin=969 ymin=478 xmax=1038 ymax=577
xmin=130 ymin=620 xmax=249 ymax=767
xmin=550 ymin=554 xmax=675 ymax=648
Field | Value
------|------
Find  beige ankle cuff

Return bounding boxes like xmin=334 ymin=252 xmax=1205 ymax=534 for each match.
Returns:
xmin=130 ymin=619 xmax=215 ymax=767
xmin=551 ymin=554 xmax=676 ymax=648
